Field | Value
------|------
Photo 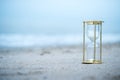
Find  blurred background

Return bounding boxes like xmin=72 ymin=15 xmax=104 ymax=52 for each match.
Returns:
xmin=0 ymin=0 xmax=120 ymax=47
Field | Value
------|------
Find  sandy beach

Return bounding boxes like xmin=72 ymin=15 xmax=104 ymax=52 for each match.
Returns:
xmin=0 ymin=43 xmax=120 ymax=80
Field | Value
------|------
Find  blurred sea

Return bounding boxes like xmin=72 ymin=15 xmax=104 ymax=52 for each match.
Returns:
xmin=0 ymin=34 xmax=120 ymax=48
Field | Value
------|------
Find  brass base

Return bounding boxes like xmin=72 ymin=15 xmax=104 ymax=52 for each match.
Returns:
xmin=82 ymin=60 xmax=102 ymax=64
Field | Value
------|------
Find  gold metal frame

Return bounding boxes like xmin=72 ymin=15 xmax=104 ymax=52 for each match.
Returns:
xmin=82 ymin=21 xmax=103 ymax=64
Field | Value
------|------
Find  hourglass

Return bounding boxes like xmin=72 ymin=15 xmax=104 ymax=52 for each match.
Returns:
xmin=82 ymin=21 xmax=103 ymax=64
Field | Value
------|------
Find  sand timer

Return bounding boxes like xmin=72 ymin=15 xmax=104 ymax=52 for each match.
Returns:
xmin=82 ymin=21 xmax=103 ymax=64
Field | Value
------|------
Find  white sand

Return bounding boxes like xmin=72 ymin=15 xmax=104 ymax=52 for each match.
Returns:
xmin=0 ymin=43 xmax=120 ymax=80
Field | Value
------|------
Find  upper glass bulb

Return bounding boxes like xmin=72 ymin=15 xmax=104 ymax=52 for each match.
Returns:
xmin=87 ymin=25 xmax=99 ymax=41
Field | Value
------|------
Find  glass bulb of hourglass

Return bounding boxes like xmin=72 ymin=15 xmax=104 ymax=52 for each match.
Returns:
xmin=86 ymin=25 xmax=100 ymax=61
xmin=87 ymin=26 xmax=99 ymax=42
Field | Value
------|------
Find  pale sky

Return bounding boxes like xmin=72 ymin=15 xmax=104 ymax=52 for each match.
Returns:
xmin=0 ymin=0 xmax=120 ymax=34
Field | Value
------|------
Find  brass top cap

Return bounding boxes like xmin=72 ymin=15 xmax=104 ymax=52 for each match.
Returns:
xmin=84 ymin=20 xmax=104 ymax=25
